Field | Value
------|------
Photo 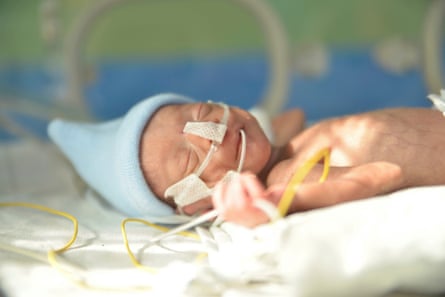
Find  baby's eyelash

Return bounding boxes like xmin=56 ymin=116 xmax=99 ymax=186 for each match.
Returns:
xmin=196 ymin=103 xmax=204 ymax=120
xmin=183 ymin=149 xmax=192 ymax=176
xmin=184 ymin=147 xmax=199 ymax=176
xmin=196 ymin=103 xmax=213 ymax=121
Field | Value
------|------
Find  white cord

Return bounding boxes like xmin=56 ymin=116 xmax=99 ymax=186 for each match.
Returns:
xmin=237 ymin=129 xmax=246 ymax=172
xmin=65 ymin=0 xmax=291 ymax=116
xmin=427 ymin=89 xmax=445 ymax=116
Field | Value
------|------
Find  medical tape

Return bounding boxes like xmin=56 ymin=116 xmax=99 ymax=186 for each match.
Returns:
xmin=183 ymin=122 xmax=227 ymax=144
xmin=164 ymin=173 xmax=213 ymax=207
xmin=428 ymin=89 xmax=445 ymax=116
xmin=165 ymin=102 xmax=248 ymax=208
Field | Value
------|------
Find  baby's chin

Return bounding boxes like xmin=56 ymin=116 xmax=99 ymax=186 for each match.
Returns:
xmin=244 ymin=140 xmax=272 ymax=174
xmin=178 ymin=197 xmax=213 ymax=216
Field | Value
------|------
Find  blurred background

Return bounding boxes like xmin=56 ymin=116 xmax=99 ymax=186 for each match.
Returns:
xmin=0 ymin=0 xmax=442 ymax=142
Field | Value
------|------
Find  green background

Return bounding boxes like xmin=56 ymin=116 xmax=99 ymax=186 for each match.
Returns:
xmin=0 ymin=0 xmax=429 ymax=63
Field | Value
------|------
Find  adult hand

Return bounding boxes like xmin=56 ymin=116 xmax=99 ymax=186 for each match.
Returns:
xmin=284 ymin=108 xmax=445 ymax=187
xmin=285 ymin=161 xmax=403 ymax=212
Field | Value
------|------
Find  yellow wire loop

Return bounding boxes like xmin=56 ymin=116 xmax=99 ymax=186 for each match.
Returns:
xmin=0 ymin=201 xmax=79 ymax=254
xmin=0 ymin=202 xmax=85 ymax=283
xmin=120 ymin=217 xmax=200 ymax=272
xmin=0 ymin=201 xmax=154 ymax=291
xmin=277 ymin=147 xmax=331 ymax=216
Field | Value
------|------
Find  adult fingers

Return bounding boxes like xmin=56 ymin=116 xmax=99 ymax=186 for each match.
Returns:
xmin=287 ymin=162 xmax=403 ymax=212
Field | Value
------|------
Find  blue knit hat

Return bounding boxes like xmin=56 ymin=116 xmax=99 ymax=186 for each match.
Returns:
xmin=47 ymin=93 xmax=194 ymax=218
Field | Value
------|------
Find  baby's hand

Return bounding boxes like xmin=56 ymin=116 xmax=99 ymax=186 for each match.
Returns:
xmin=212 ymin=172 xmax=279 ymax=227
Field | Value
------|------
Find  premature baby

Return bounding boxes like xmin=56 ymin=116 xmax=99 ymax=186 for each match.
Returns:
xmin=48 ymin=92 xmax=445 ymax=226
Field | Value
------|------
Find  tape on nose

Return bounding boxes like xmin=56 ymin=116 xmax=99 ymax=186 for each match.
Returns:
xmin=183 ymin=121 xmax=227 ymax=144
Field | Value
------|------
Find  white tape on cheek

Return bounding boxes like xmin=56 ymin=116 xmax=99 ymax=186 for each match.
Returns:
xmin=428 ymin=89 xmax=445 ymax=116
xmin=183 ymin=121 xmax=227 ymax=144
xmin=164 ymin=173 xmax=213 ymax=207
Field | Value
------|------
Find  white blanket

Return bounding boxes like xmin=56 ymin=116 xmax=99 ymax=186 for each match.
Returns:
xmin=1 ymin=141 xmax=445 ymax=297
xmin=197 ymin=187 xmax=445 ymax=297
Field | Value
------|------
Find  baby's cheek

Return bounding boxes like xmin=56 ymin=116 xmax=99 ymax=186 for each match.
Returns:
xmin=180 ymin=197 xmax=213 ymax=215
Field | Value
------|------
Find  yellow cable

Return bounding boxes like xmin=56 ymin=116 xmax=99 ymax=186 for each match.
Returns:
xmin=0 ymin=202 xmax=152 ymax=292
xmin=120 ymin=218 xmax=158 ymax=273
xmin=0 ymin=202 xmax=84 ymax=284
xmin=120 ymin=217 xmax=200 ymax=272
xmin=277 ymin=147 xmax=331 ymax=216
xmin=0 ymin=201 xmax=78 ymax=253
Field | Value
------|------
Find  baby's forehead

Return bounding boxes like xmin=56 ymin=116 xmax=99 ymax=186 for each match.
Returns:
xmin=142 ymin=104 xmax=188 ymax=148
xmin=157 ymin=102 xmax=198 ymax=117
xmin=140 ymin=103 xmax=197 ymax=195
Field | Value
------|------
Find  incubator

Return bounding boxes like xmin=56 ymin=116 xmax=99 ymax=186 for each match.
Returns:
xmin=2 ymin=1 xmax=445 ymax=297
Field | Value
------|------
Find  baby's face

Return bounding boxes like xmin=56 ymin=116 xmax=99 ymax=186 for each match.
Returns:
xmin=140 ymin=102 xmax=271 ymax=211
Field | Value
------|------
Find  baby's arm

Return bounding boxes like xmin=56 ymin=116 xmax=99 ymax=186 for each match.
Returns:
xmin=272 ymin=108 xmax=305 ymax=146
xmin=212 ymin=162 xmax=403 ymax=227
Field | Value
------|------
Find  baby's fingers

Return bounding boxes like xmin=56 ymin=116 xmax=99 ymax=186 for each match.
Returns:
xmin=212 ymin=172 xmax=270 ymax=227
